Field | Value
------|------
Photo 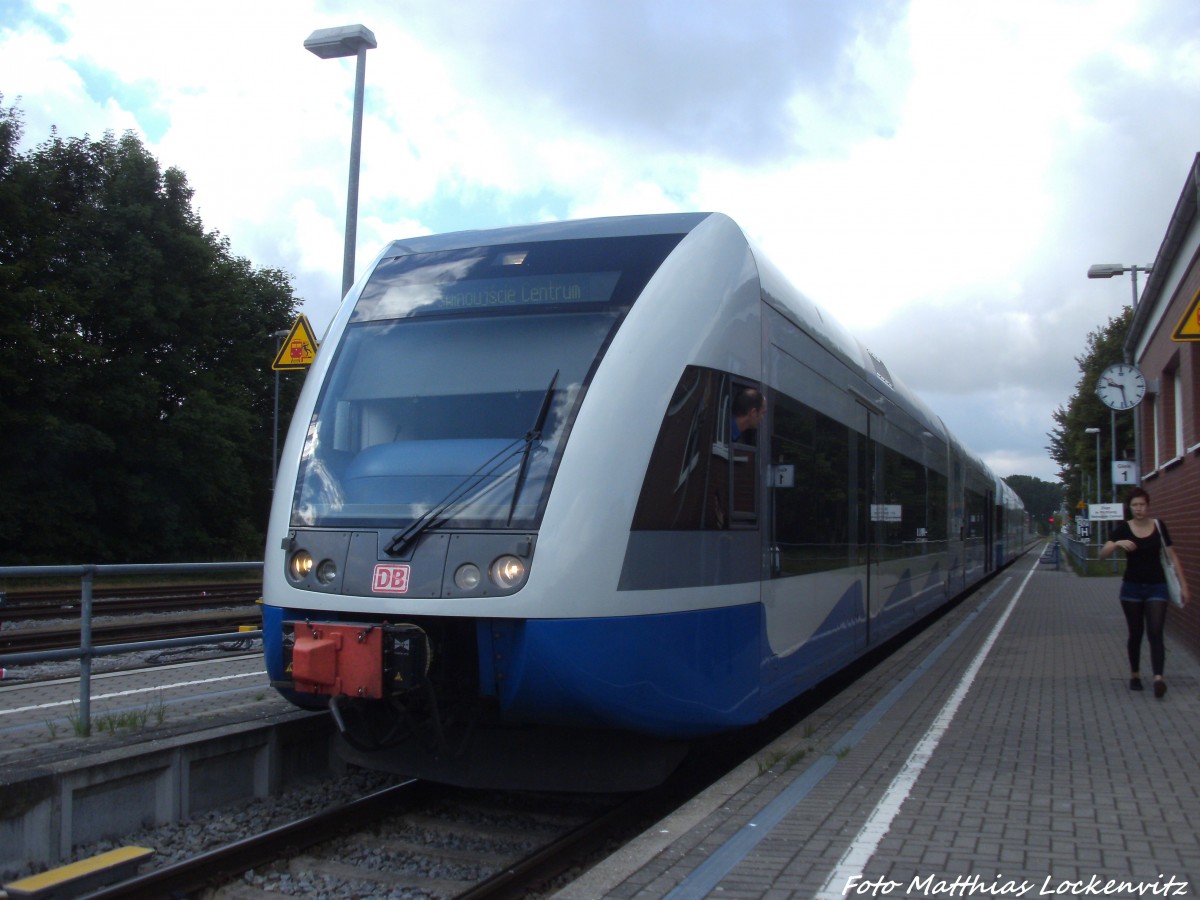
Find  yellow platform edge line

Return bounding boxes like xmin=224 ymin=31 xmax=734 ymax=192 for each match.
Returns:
xmin=3 ymin=846 xmax=154 ymax=892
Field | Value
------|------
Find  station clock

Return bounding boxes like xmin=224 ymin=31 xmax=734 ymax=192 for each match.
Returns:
xmin=1096 ymin=363 xmax=1146 ymax=411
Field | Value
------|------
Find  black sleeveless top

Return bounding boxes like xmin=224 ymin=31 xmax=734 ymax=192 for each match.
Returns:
xmin=1110 ymin=519 xmax=1172 ymax=584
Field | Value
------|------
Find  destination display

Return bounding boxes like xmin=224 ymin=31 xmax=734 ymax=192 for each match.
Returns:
xmin=353 ymin=271 xmax=622 ymax=321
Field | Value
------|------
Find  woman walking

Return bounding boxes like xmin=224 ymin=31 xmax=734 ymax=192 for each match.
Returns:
xmin=1099 ymin=487 xmax=1189 ymax=698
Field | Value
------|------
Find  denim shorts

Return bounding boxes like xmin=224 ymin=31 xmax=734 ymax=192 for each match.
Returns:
xmin=1120 ymin=582 xmax=1170 ymax=603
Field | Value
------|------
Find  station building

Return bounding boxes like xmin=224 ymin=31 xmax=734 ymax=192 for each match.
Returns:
xmin=1127 ymin=152 xmax=1200 ymax=655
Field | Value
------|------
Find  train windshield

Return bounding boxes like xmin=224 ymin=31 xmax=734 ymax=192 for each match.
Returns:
xmin=290 ymin=233 xmax=684 ymax=530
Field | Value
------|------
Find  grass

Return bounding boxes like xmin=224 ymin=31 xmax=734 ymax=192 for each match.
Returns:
xmin=758 ymin=745 xmax=816 ymax=775
xmin=66 ymin=693 xmax=167 ymax=738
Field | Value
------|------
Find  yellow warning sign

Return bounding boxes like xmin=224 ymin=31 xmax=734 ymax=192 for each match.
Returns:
xmin=1171 ymin=285 xmax=1200 ymax=341
xmin=272 ymin=315 xmax=319 ymax=370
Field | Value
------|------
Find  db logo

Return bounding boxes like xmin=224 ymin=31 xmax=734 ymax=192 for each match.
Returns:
xmin=372 ymin=564 xmax=411 ymax=593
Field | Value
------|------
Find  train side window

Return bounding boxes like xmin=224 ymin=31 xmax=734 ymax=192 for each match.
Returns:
xmin=631 ymin=366 xmax=759 ymax=530
xmin=927 ymin=470 xmax=948 ymax=542
xmin=631 ymin=367 xmax=718 ymax=529
xmin=727 ymin=381 xmax=761 ymax=524
xmin=877 ymin=448 xmax=948 ymax=553
xmin=770 ymin=392 xmax=854 ymax=574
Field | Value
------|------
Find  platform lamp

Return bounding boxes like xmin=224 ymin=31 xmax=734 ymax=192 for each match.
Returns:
xmin=1085 ymin=427 xmax=1102 ymax=547
xmin=304 ymin=24 xmax=377 ymax=298
xmin=1087 ymin=262 xmax=1152 ymax=482
xmin=1087 ymin=263 xmax=1152 ymax=305
xmin=271 ymin=329 xmax=290 ymax=485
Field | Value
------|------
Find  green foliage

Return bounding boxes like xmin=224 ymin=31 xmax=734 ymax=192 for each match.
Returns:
xmin=0 ymin=95 xmax=303 ymax=564
xmin=1045 ymin=308 xmax=1133 ymax=515
xmin=1003 ymin=475 xmax=1063 ymax=533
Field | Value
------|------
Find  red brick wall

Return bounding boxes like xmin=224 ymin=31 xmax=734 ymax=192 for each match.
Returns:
xmin=1138 ymin=248 xmax=1200 ymax=660
xmin=1142 ymin=466 xmax=1200 ymax=661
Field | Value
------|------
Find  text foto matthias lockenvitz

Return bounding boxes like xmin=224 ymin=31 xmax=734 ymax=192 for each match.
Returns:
xmin=842 ymin=873 xmax=1190 ymax=897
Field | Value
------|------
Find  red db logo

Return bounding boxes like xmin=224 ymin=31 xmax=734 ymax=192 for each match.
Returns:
xmin=372 ymin=564 xmax=411 ymax=594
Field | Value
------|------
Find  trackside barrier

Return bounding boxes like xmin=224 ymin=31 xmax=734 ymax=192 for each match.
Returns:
xmin=1038 ymin=541 xmax=1060 ymax=570
xmin=1053 ymin=533 xmax=1123 ymax=575
xmin=0 ymin=561 xmax=263 ymax=736
xmin=1058 ymin=533 xmax=1086 ymax=570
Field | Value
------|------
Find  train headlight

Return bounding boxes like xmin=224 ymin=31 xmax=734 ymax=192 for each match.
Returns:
xmin=316 ymin=559 xmax=338 ymax=585
xmin=490 ymin=555 xmax=527 ymax=590
xmin=454 ymin=563 xmax=482 ymax=591
xmin=288 ymin=550 xmax=314 ymax=582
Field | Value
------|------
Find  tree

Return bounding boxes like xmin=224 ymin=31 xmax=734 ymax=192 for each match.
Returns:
xmin=1046 ymin=309 xmax=1133 ymax=517
xmin=1003 ymin=475 xmax=1063 ymax=534
xmin=0 ymin=95 xmax=302 ymax=564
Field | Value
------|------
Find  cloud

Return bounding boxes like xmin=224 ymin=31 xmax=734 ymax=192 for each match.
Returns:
xmin=1 ymin=0 xmax=1198 ymax=484
xmin=380 ymin=0 xmax=911 ymax=163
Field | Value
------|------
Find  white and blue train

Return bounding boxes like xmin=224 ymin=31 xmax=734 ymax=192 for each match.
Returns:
xmin=262 ymin=213 xmax=1027 ymax=790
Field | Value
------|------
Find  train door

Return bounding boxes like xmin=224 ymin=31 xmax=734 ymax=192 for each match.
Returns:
xmin=985 ymin=489 xmax=995 ymax=572
xmin=765 ymin=342 xmax=873 ymax=659
xmin=948 ymin=456 xmax=966 ymax=596
xmin=862 ymin=408 xmax=885 ymax=647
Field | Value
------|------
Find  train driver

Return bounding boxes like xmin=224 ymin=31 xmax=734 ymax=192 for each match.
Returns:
xmin=731 ymin=387 xmax=765 ymax=445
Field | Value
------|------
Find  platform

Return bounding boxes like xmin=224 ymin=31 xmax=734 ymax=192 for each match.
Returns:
xmin=0 ymin=652 xmax=295 ymax=770
xmin=0 ymin=650 xmax=333 ymax=875
xmin=557 ymin=552 xmax=1200 ymax=898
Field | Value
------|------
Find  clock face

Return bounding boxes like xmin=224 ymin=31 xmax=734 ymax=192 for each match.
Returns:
xmin=1096 ymin=363 xmax=1146 ymax=411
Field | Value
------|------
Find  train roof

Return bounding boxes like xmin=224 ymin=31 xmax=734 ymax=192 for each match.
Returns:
xmin=380 ymin=212 xmax=712 ymax=257
xmin=374 ymin=211 xmax=958 ymax=457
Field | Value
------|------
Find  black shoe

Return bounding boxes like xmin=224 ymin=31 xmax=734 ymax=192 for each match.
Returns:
xmin=1130 ymin=677 xmax=1143 ymax=691
xmin=1154 ymin=680 xmax=1167 ymax=699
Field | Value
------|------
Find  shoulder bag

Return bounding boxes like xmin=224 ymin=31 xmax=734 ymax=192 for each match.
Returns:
xmin=1156 ymin=519 xmax=1184 ymax=609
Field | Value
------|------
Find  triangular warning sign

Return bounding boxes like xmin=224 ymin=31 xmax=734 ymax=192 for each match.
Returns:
xmin=1171 ymin=285 xmax=1200 ymax=341
xmin=272 ymin=315 xmax=320 ymax=370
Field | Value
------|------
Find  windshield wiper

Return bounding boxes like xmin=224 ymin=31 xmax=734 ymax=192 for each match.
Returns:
xmin=383 ymin=370 xmax=563 ymax=556
xmin=384 ymin=438 xmax=526 ymax=557
xmin=506 ymin=370 xmax=559 ymax=526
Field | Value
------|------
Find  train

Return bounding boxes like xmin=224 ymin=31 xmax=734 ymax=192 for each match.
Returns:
xmin=262 ymin=212 xmax=1027 ymax=790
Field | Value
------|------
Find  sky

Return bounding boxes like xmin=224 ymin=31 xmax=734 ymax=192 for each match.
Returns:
xmin=2 ymin=0 xmax=1198 ymax=483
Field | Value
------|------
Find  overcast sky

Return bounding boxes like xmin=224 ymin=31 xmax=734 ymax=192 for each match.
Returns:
xmin=3 ymin=0 xmax=1198 ymax=482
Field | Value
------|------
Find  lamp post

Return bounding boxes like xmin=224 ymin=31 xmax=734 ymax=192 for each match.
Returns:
xmin=1087 ymin=263 xmax=1152 ymax=308
xmin=305 ymin=24 xmax=377 ymax=298
xmin=271 ymin=329 xmax=290 ymax=485
xmin=1085 ymin=427 xmax=1102 ymax=547
xmin=1087 ymin=262 xmax=1152 ymax=495
xmin=1084 ymin=427 xmax=1101 ymax=503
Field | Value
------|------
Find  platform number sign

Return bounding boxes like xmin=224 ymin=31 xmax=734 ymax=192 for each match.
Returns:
xmin=1113 ymin=460 xmax=1138 ymax=485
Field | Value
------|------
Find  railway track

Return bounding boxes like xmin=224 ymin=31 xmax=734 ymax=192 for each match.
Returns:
xmin=83 ymin=780 xmax=653 ymax=899
xmin=0 ymin=610 xmax=262 ymax=654
xmin=0 ymin=582 xmax=262 ymax=654
xmin=0 ymin=582 xmax=261 ymax=621
xmin=32 ymin=573 xmax=1006 ymax=898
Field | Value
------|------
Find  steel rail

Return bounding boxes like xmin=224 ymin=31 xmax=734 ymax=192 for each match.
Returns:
xmin=1 ymin=612 xmax=261 ymax=654
xmin=0 ymin=561 xmax=263 ymax=735
xmin=81 ymin=780 xmax=431 ymax=899
xmin=1 ymin=584 xmax=261 ymax=620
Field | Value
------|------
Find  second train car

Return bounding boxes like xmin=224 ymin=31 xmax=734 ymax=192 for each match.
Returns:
xmin=263 ymin=212 xmax=1026 ymax=789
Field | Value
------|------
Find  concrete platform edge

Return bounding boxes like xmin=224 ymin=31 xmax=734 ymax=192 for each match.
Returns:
xmin=0 ymin=708 xmax=333 ymax=871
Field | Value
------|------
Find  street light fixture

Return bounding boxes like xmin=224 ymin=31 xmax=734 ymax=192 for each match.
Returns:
xmin=305 ymin=24 xmax=377 ymax=298
xmin=1086 ymin=263 xmax=1152 ymax=308
xmin=1087 ymin=261 xmax=1152 ymax=495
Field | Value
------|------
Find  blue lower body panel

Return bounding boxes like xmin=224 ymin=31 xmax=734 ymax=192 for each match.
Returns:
xmin=263 ymin=599 xmax=873 ymax=740
xmin=262 ymin=603 xmax=287 ymax=680
xmin=489 ymin=604 xmax=765 ymax=738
